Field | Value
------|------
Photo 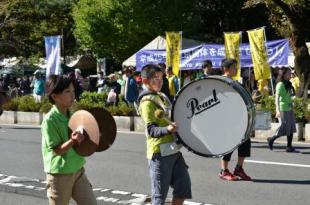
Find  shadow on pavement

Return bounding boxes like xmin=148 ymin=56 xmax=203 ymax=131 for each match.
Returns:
xmin=251 ymin=144 xmax=310 ymax=150
xmin=252 ymin=179 xmax=310 ymax=185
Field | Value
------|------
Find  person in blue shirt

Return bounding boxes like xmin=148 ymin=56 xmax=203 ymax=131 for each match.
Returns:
xmin=123 ymin=66 xmax=139 ymax=105
xmin=32 ymin=72 xmax=45 ymax=103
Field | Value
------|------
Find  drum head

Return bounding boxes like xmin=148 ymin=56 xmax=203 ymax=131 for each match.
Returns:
xmin=172 ymin=77 xmax=251 ymax=157
xmin=88 ymin=108 xmax=117 ymax=152
xmin=69 ymin=110 xmax=100 ymax=156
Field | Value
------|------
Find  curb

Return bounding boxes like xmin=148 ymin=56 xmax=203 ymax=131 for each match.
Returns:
xmin=0 ymin=124 xmax=41 ymax=129
xmin=0 ymin=123 xmax=309 ymax=144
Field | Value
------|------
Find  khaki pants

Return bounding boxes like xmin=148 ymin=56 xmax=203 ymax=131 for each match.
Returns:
xmin=46 ymin=168 xmax=97 ymax=205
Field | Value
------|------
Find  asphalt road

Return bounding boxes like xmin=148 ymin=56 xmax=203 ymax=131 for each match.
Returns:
xmin=0 ymin=127 xmax=309 ymax=205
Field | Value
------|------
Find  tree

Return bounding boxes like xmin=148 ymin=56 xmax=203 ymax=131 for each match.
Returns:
xmin=72 ymin=0 xmax=200 ymax=63
xmin=244 ymin=0 xmax=310 ymax=98
xmin=0 ymin=0 xmax=77 ymax=58
xmin=74 ymin=0 xmax=268 ymax=63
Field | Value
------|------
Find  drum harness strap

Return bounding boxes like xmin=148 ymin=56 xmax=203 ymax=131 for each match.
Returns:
xmin=137 ymin=91 xmax=182 ymax=156
xmin=137 ymin=91 xmax=172 ymax=118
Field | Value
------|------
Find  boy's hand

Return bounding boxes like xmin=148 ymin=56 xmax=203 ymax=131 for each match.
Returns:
xmin=71 ymin=130 xmax=85 ymax=145
xmin=167 ymin=122 xmax=177 ymax=133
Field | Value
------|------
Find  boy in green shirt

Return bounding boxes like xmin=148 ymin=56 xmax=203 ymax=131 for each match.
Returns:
xmin=41 ymin=75 xmax=96 ymax=205
xmin=138 ymin=64 xmax=191 ymax=205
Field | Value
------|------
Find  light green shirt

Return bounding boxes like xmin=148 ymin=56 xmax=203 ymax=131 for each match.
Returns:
xmin=276 ymin=82 xmax=292 ymax=112
xmin=41 ymin=105 xmax=85 ymax=174
xmin=139 ymin=94 xmax=175 ymax=159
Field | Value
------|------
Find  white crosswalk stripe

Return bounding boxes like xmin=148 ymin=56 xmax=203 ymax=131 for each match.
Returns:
xmin=0 ymin=173 xmax=214 ymax=204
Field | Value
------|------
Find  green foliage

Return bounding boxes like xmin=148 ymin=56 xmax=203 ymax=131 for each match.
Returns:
xmin=72 ymin=0 xmax=199 ymax=63
xmin=72 ymin=101 xmax=102 ymax=112
xmin=0 ymin=0 xmax=77 ymax=57
xmin=259 ymin=96 xmax=277 ymax=121
xmin=39 ymin=98 xmax=53 ymax=113
xmin=2 ymin=92 xmax=134 ymax=116
xmin=305 ymin=99 xmax=310 ymax=122
xmin=17 ymin=95 xmax=41 ymax=112
xmin=244 ymin=0 xmax=310 ymax=39
xmin=79 ymin=91 xmax=107 ymax=107
xmin=293 ymin=97 xmax=307 ymax=122
xmin=258 ymin=95 xmax=309 ymax=123
xmin=106 ymin=101 xmax=135 ymax=116
xmin=2 ymin=95 xmax=52 ymax=112
xmin=73 ymin=92 xmax=134 ymax=116
xmin=2 ymin=97 xmax=19 ymax=111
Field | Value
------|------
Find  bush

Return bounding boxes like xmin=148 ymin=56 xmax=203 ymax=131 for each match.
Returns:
xmin=2 ymin=97 xmax=19 ymax=111
xmin=2 ymin=95 xmax=52 ymax=113
xmin=74 ymin=92 xmax=135 ymax=116
xmin=79 ymin=91 xmax=107 ymax=106
xmin=258 ymin=96 xmax=309 ymax=123
xmin=72 ymin=101 xmax=103 ymax=112
xmin=2 ymin=92 xmax=135 ymax=116
xmin=116 ymin=101 xmax=135 ymax=116
xmin=260 ymin=96 xmax=276 ymax=121
xmin=293 ymin=97 xmax=307 ymax=123
xmin=39 ymin=101 xmax=53 ymax=113
xmin=305 ymin=99 xmax=310 ymax=123
xmin=17 ymin=95 xmax=41 ymax=112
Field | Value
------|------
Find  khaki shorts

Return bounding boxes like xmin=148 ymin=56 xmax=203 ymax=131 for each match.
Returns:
xmin=46 ymin=168 xmax=97 ymax=205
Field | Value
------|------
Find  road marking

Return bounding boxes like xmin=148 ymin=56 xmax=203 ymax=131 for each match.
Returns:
xmin=245 ymin=159 xmax=310 ymax=168
xmin=0 ymin=173 xmax=213 ymax=205
xmin=111 ymin=190 xmax=131 ymax=195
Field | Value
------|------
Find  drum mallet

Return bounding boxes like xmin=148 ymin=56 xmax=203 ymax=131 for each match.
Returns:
xmin=154 ymin=109 xmax=173 ymax=125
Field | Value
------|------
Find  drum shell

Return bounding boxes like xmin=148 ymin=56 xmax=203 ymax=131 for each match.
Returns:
xmin=172 ymin=76 xmax=255 ymax=157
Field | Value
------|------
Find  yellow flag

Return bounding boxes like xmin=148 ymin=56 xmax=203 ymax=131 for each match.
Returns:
xmin=224 ymin=32 xmax=241 ymax=81
xmin=166 ymin=32 xmax=181 ymax=76
xmin=247 ymin=27 xmax=270 ymax=80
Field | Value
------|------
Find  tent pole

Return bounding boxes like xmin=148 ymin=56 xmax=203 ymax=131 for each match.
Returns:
xmin=178 ymin=31 xmax=182 ymax=91
xmin=248 ymin=67 xmax=251 ymax=91
xmin=61 ymin=28 xmax=66 ymax=64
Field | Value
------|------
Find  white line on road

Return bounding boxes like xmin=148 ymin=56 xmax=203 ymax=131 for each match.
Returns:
xmin=245 ymin=159 xmax=310 ymax=168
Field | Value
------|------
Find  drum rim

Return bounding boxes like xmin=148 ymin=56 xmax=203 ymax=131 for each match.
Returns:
xmin=171 ymin=77 xmax=255 ymax=157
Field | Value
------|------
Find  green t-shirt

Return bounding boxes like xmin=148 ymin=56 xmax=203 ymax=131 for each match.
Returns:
xmin=41 ymin=105 xmax=85 ymax=174
xmin=139 ymin=94 xmax=175 ymax=159
xmin=276 ymin=82 xmax=292 ymax=112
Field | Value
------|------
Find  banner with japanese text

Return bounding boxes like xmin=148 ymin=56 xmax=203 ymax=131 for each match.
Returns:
xmin=224 ymin=32 xmax=241 ymax=80
xmin=247 ymin=28 xmax=271 ymax=80
xmin=166 ymin=32 xmax=182 ymax=75
xmin=136 ymin=39 xmax=289 ymax=71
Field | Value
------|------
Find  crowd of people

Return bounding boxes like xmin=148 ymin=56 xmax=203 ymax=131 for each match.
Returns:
xmin=0 ymin=60 xmax=300 ymax=108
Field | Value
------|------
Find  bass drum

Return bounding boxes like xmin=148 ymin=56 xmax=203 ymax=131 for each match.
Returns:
xmin=172 ymin=76 xmax=255 ymax=157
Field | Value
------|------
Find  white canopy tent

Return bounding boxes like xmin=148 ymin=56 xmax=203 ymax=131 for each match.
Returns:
xmin=122 ymin=35 xmax=203 ymax=67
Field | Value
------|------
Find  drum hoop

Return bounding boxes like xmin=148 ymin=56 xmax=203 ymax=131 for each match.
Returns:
xmin=230 ymin=81 xmax=256 ymax=141
xmin=171 ymin=76 xmax=255 ymax=157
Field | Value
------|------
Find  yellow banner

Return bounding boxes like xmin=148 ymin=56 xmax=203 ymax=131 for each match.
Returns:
xmin=247 ymin=28 xmax=270 ymax=80
xmin=166 ymin=32 xmax=181 ymax=76
xmin=224 ymin=32 xmax=241 ymax=81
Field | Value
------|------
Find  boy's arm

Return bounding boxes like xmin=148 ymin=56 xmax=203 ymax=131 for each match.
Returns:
xmin=42 ymin=119 xmax=82 ymax=156
xmin=53 ymin=138 xmax=77 ymax=155
xmin=140 ymin=101 xmax=171 ymax=138
xmin=147 ymin=123 xmax=170 ymax=138
xmin=54 ymin=130 xmax=85 ymax=155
